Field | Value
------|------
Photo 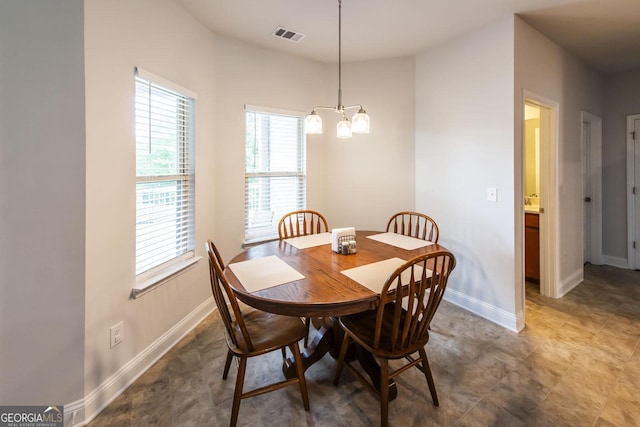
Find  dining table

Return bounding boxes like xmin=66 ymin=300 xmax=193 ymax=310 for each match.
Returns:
xmin=224 ymin=229 xmax=449 ymax=401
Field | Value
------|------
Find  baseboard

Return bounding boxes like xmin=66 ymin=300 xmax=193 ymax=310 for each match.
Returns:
xmin=602 ymin=255 xmax=629 ymax=269
xmin=63 ymin=397 xmax=85 ymax=427
xmin=556 ymin=268 xmax=583 ymax=298
xmin=444 ymin=288 xmax=519 ymax=332
xmin=72 ymin=297 xmax=214 ymax=426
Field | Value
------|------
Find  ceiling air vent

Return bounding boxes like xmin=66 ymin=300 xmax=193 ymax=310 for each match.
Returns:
xmin=272 ymin=26 xmax=306 ymax=43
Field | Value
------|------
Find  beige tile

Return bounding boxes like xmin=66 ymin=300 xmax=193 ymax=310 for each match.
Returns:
xmin=553 ymin=355 xmax=621 ymax=406
xmin=457 ymin=398 xmax=525 ymax=427
xmin=598 ymin=389 xmax=640 ymax=426
xmin=88 ymin=264 xmax=640 ymax=427
xmin=588 ymin=331 xmax=639 ymax=366
xmin=523 ymin=410 xmax=575 ymax=427
xmin=485 ymin=370 xmax=550 ymax=422
xmin=593 ymin=417 xmax=621 ymax=427
xmin=602 ymin=313 xmax=640 ymax=338
xmin=535 ymin=388 xmax=601 ymax=427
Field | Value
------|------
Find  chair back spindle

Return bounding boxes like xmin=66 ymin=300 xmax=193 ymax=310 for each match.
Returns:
xmin=386 ymin=211 xmax=439 ymax=243
xmin=374 ymin=251 xmax=455 ymax=352
xmin=278 ymin=210 xmax=329 ymax=240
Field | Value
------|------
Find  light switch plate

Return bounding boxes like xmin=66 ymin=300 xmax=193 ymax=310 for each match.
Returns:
xmin=486 ymin=187 xmax=497 ymax=202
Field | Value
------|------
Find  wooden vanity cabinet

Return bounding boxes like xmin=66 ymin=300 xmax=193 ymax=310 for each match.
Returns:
xmin=525 ymin=213 xmax=540 ymax=282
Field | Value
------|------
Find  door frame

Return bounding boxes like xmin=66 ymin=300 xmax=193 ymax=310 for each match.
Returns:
xmin=626 ymin=114 xmax=640 ymax=269
xmin=522 ymin=91 xmax=559 ymax=301
xmin=580 ymin=111 xmax=603 ymax=266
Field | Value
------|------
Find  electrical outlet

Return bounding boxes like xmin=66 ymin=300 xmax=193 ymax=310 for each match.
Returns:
xmin=110 ymin=321 xmax=124 ymax=348
xmin=486 ymin=187 xmax=498 ymax=202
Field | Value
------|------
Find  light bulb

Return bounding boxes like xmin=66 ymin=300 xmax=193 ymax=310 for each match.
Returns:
xmin=337 ymin=116 xmax=352 ymax=138
xmin=304 ymin=111 xmax=323 ymax=134
xmin=352 ymin=108 xmax=370 ymax=134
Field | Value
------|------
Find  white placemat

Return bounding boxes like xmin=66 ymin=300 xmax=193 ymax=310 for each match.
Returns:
xmin=284 ymin=232 xmax=332 ymax=249
xmin=341 ymin=257 xmax=426 ymax=294
xmin=367 ymin=232 xmax=434 ymax=250
xmin=228 ymin=255 xmax=304 ymax=293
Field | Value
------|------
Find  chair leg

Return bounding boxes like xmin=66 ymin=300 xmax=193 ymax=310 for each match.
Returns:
xmin=231 ymin=356 xmax=247 ymax=427
xmin=419 ymin=348 xmax=439 ymax=406
xmin=223 ymin=349 xmax=233 ymax=380
xmin=332 ymin=332 xmax=351 ymax=385
xmin=291 ymin=342 xmax=310 ymax=411
xmin=380 ymin=359 xmax=390 ymax=427
xmin=304 ymin=317 xmax=311 ymax=347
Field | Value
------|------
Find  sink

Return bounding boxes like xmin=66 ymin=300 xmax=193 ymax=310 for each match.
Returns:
xmin=525 ymin=204 xmax=540 ymax=213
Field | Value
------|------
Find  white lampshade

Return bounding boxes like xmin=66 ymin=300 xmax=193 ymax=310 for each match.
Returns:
xmin=305 ymin=112 xmax=323 ymax=134
xmin=337 ymin=116 xmax=352 ymax=138
xmin=352 ymin=109 xmax=370 ymax=134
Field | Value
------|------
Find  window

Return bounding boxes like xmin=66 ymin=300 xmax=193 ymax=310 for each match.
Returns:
xmin=244 ymin=105 xmax=306 ymax=243
xmin=135 ymin=68 xmax=196 ymax=278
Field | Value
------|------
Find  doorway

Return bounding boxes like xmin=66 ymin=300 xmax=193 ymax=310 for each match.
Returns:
xmin=522 ymin=92 xmax=558 ymax=302
xmin=626 ymin=114 xmax=640 ymax=268
xmin=581 ymin=111 xmax=603 ymax=266
xmin=524 ymin=103 xmax=541 ymax=290
xmin=583 ymin=120 xmax=591 ymax=264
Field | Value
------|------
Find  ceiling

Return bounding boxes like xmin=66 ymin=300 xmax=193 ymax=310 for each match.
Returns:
xmin=175 ymin=0 xmax=640 ymax=75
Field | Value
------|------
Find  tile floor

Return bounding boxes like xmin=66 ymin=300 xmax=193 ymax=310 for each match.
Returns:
xmin=89 ymin=264 xmax=640 ymax=426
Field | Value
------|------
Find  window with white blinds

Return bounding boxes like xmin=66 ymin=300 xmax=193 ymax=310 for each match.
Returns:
xmin=135 ymin=70 xmax=196 ymax=277
xmin=244 ymin=106 xmax=306 ymax=243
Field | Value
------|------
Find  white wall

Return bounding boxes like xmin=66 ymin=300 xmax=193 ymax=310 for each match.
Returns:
xmin=212 ymin=38 xmax=416 ymax=260
xmin=515 ymin=17 xmax=603 ymax=303
xmin=211 ymin=36 xmax=329 ymax=262
xmin=83 ymin=3 xmax=414 ymax=419
xmin=84 ymin=0 xmax=217 ymax=419
xmin=325 ymin=57 xmax=416 ymax=230
xmin=0 ymin=0 xmax=86 ymax=406
xmin=415 ymin=18 xmax=518 ymax=330
xmin=602 ymin=70 xmax=640 ymax=262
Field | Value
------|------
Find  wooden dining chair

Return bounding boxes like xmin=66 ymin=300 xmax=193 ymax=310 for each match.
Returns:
xmin=277 ymin=209 xmax=329 ymax=346
xmin=278 ymin=209 xmax=329 ymax=240
xmin=206 ymin=240 xmax=310 ymax=426
xmin=333 ymin=250 xmax=456 ymax=427
xmin=386 ymin=211 xmax=439 ymax=243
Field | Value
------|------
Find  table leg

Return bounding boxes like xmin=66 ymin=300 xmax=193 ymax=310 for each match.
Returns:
xmin=282 ymin=317 xmax=397 ymax=401
xmin=283 ymin=319 xmax=335 ymax=378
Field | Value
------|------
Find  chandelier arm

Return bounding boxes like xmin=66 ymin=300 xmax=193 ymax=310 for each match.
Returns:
xmin=311 ymin=106 xmax=339 ymax=112
xmin=342 ymin=104 xmax=364 ymax=111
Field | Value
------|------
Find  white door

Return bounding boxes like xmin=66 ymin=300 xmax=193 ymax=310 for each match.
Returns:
xmin=583 ymin=121 xmax=591 ymax=264
xmin=631 ymin=116 xmax=640 ymax=268
xmin=582 ymin=111 xmax=603 ymax=266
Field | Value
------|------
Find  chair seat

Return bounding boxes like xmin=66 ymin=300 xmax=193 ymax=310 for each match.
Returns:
xmin=206 ymin=239 xmax=310 ymax=426
xmin=228 ymin=310 xmax=306 ymax=356
xmin=340 ymin=305 xmax=429 ymax=359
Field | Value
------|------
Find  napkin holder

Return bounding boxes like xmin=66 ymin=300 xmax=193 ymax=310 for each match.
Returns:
xmin=332 ymin=227 xmax=356 ymax=254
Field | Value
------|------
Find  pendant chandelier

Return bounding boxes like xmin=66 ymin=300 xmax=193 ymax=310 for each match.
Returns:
xmin=304 ymin=0 xmax=370 ymax=138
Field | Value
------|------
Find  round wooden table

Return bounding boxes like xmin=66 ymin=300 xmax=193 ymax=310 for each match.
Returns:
xmin=224 ymin=230 xmax=447 ymax=400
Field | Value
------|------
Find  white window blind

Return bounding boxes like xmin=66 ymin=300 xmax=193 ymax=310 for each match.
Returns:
xmin=244 ymin=106 xmax=306 ymax=243
xmin=135 ymin=70 xmax=196 ymax=276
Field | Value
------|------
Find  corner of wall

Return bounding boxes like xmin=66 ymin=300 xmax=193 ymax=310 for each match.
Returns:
xmin=80 ymin=299 xmax=214 ymax=425
xmin=444 ymin=288 xmax=520 ymax=332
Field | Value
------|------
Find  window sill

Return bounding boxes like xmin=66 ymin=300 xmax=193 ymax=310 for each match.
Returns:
xmin=131 ymin=256 xmax=202 ymax=299
xmin=242 ymin=236 xmax=278 ymax=248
